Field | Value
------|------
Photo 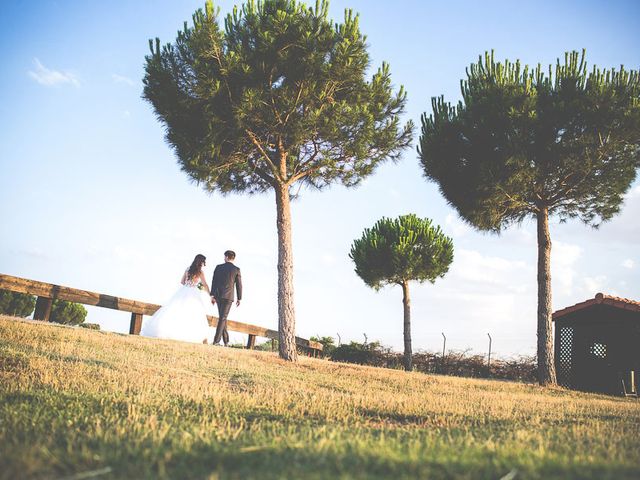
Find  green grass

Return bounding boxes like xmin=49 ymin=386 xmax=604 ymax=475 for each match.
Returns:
xmin=1 ymin=315 xmax=639 ymax=479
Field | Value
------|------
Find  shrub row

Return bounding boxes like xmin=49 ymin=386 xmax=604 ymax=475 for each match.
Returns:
xmin=310 ymin=337 xmax=536 ymax=383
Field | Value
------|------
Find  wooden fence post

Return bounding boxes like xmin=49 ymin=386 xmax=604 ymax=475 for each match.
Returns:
xmin=246 ymin=334 xmax=256 ymax=349
xmin=129 ymin=313 xmax=143 ymax=335
xmin=33 ymin=296 xmax=53 ymax=322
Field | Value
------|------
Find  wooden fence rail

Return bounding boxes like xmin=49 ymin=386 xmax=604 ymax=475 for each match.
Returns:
xmin=0 ymin=273 xmax=323 ymax=355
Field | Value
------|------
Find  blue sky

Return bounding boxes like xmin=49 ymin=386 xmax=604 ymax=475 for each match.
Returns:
xmin=1 ymin=0 xmax=639 ymax=357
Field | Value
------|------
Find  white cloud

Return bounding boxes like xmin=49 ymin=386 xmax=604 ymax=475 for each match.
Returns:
xmin=553 ymin=240 xmax=582 ymax=266
xmin=582 ymin=275 xmax=608 ymax=295
xmin=622 ymin=259 xmax=634 ymax=269
xmin=502 ymin=225 xmax=536 ymax=246
xmin=445 ymin=214 xmax=471 ymax=237
xmin=451 ymin=248 xmax=531 ymax=288
xmin=112 ymin=73 xmax=135 ymax=86
xmin=415 ymin=248 xmax=536 ymax=348
xmin=28 ymin=58 xmax=80 ymax=87
xmin=552 ymin=240 xmax=582 ymax=295
xmin=409 ymin=247 xmax=538 ymax=355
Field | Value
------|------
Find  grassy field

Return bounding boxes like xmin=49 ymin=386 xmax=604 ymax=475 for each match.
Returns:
xmin=1 ymin=316 xmax=639 ymax=479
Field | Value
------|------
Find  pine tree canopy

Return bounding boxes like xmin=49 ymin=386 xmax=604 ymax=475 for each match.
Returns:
xmin=143 ymin=0 xmax=413 ymax=195
xmin=349 ymin=214 xmax=454 ymax=290
xmin=418 ymin=50 xmax=640 ymax=231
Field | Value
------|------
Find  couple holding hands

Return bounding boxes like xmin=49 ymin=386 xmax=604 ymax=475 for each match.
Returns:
xmin=141 ymin=251 xmax=242 ymax=345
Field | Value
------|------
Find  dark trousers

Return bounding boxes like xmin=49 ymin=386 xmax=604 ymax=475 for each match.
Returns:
xmin=213 ymin=299 xmax=232 ymax=345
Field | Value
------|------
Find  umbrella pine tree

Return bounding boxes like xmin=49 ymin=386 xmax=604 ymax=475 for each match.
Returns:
xmin=419 ymin=51 xmax=640 ymax=384
xmin=143 ymin=0 xmax=413 ymax=361
xmin=350 ymin=214 xmax=454 ymax=371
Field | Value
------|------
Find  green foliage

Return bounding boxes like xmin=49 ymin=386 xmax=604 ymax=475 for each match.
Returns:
xmin=143 ymin=0 xmax=413 ymax=362
xmin=328 ymin=338 xmax=537 ymax=382
xmin=254 ymin=339 xmax=310 ymax=356
xmin=79 ymin=323 xmax=100 ymax=330
xmin=330 ymin=340 xmax=391 ymax=366
xmin=49 ymin=300 xmax=87 ymax=326
xmin=309 ymin=335 xmax=336 ymax=356
xmin=349 ymin=214 xmax=454 ymax=289
xmin=418 ymin=50 xmax=640 ymax=231
xmin=142 ymin=0 xmax=413 ymax=194
xmin=0 ymin=290 xmax=35 ymax=318
xmin=255 ymin=338 xmax=278 ymax=351
xmin=418 ymin=50 xmax=640 ymax=384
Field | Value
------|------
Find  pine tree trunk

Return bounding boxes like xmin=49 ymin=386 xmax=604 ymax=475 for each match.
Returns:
xmin=275 ymin=183 xmax=297 ymax=362
xmin=402 ymin=280 xmax=412 ymax=371
xmin=536 ymin=207 xmax=557 ymax=385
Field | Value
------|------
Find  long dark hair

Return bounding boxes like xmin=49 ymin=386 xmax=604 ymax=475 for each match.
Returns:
xmin=187 ymin=254 xmax=206 ymax=280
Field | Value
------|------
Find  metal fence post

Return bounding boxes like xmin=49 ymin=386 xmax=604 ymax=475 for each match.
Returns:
xmin=441 ymin=332 xmax=447 ymax=372
xmin=487 ymin=333 xmax=492 ymax=375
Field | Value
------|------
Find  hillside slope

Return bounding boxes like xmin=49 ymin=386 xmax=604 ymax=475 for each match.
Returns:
xmin=1 ymin=316 xmax=639 ymax=479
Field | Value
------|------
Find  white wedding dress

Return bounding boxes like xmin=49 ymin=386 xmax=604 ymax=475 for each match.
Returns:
xmin=140 ymin=272 xmax=215 ymax=344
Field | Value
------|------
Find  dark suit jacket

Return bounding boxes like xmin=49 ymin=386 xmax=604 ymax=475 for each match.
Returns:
xmin=211 ymin=262 xmax=242 ymax=301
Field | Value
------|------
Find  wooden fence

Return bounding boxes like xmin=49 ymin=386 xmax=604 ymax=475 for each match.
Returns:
xmin=0 ymin=273 xmax=323 ymax=355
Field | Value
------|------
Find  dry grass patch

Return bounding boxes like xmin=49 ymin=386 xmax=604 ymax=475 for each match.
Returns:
xmin=1 ymin=315 xmax=639 ymax=479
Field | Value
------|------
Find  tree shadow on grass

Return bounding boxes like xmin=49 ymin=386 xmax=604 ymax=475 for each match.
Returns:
xmin=96 ymin=438 xmax=640 ymax=480
xmin=4 ymin=434 xmax=639 ymax=480
xmin=2 ymin=390 xmax=638 ymax=480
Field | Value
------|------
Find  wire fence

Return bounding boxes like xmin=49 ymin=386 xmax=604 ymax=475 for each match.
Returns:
xmin=301 ymin=332 xmax=537 ymax=382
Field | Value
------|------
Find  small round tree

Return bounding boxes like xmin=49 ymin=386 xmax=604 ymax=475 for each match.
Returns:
xmin=0 ymin=290 xmax=36 ymax=318
xmin=49 ymin=300 xmax=87 ymax=326
xmin=349 ymin=214 xmax=454 ymax=371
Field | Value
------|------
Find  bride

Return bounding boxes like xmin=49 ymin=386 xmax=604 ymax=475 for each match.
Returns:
xmin=140 ymin=254 xmax=215 ymax=344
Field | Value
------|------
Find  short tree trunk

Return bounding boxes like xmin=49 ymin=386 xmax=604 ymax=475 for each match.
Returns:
xmin=275 ymin=183 xmax=297 ymax=362
xmin=536 ymin=208 xmax=557 ymax=385
xmin=402 ymin=280 xmax=412 ymax=371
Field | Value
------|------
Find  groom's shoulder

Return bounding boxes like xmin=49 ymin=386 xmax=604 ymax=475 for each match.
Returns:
xmin=218 ymin=262 xmax=238 ymax=271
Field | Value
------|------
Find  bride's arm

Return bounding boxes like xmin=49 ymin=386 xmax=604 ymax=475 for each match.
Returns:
xmin=200 ymin=271 xmax=211 ymax=294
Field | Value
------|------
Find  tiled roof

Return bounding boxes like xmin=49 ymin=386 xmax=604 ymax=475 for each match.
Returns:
xmin=553 ymin=293 xmax=640 ymax=320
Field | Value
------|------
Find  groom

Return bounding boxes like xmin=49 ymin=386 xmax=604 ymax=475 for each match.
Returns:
xmin=210 ymin=250 xmax=242 ymax=346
